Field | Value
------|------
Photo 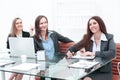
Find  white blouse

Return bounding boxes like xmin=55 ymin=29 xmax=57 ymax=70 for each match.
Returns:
xmin=91 ymin=33 xmax=108 ymax=52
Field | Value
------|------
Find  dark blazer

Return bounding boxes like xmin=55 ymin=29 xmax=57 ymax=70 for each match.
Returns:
xmin=33 ymin=30 xmax=73 ymax=55
xmin=68 ymin=33 xmax=116 ymax=80
xmin=6 ymin=31 xmax=30 ymax=49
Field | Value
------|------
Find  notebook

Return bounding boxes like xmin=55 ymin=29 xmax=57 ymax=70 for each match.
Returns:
xmin=9 ymin=37 xmax=36 ymax=59
xmin=11 ymin=63 xmax=41 ymax=72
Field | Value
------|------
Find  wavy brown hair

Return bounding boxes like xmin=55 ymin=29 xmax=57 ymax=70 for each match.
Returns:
xmin=77 ymin=16 xmax=107 ymax=50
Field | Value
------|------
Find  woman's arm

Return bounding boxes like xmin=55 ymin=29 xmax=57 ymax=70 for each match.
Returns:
xmin=54 ymin=31 xmax=73 ymax=42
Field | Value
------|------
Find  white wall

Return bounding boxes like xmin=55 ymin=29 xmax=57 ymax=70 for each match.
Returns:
xmin=53 ymin=0 xmax=120 ymax=42
xmin=0 ymin=0 xmax=54 ymax=49
xmin=0 ymin=0 xmax=120 ymax=50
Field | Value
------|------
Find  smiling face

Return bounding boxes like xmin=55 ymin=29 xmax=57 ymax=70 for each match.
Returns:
xmin=39 ymin=17 xmax=48 ymax=32
xmin=15 ymin=19 xmax=23 ymax=31
xmin=89 ymin=19 xmax=101 ymax=34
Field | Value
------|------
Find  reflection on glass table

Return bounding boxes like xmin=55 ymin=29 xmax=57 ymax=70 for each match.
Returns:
xmin=0 ymin=53 xmax=114 ymax=80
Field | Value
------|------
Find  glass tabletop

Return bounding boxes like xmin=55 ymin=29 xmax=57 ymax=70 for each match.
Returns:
xmin=0 ymin=53 xmax=113 ymax=80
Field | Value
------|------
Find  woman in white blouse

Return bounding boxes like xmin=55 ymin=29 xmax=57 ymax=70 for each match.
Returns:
xmin=66 ymin=16 xmax=116 ymax=80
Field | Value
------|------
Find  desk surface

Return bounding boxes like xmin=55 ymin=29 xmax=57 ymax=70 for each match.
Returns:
xmin=0 ymin=53 xmax=113 ymax=80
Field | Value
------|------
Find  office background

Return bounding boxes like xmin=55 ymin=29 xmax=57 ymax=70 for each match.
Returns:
xmin=0 ymin=0 xmax=120 ymax=50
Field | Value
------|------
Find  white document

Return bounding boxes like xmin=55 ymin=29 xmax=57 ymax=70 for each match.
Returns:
xmin=68 ymin=60 xmax=99 ymax=69
xmin=72 ymin=55 xmax=95 ymax=59
xmin=72 ymin=51 xmax=95 ymax=59
xmin=0 ymin=60 xmax=15 ymax=66
xmin=11 ymin=63 xmax=40 ymax=71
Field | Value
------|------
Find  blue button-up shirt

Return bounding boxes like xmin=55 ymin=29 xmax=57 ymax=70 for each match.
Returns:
xmin=39 ymin=32 xmax=54 ymax=60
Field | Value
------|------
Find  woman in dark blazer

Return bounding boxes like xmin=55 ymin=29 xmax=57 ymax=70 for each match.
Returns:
xmin=6 ymin=17 xmax=30 ymax=49
xmin=66 ymin=16 xmax=116 ymax=80
xmin=7 ymin=17 xmax=30 ymax=80
xmin=34 ymin=15 xmax=73 ymax=80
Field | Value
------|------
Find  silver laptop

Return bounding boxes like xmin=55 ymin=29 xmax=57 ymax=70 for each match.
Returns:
xmin=9 ymin=37 xmax=36 ymax=59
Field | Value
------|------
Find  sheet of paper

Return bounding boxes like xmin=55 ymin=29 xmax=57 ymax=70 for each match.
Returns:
xmin=72 ymin=55 xmax=95 ymax=59
xmin=11 ymin=63 xmax=40 ymax=71
xmin=68 ymin=60 xmax=99 ymax=69
xmin=0 ymin=60 xmax=15 ymax=66
xmin=72 ymin=51 xmax=95 ymax=59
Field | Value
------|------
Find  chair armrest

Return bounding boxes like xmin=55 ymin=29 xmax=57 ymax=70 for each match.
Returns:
xmin=59 ymin=42 xmax=75 ymax=53
xmin=117 ymin=62 xmax=120 ymax=75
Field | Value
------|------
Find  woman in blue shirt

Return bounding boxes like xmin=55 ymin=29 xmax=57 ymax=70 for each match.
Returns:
xmin=34 ymin=15 xmax=73 ymax=80
xmin=66 ymin=16 xmax=116 ymax=80
xmin=33 ymin=15 xmax=73 ymax=60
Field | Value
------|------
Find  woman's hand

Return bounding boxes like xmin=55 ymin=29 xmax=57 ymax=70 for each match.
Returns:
xmin=81 ymin=51 xmax=95 ymax=56
xmin=83 ymin=77 xmax=92 ymax=80
xmin=80 ymin=48 xmax=86 ymax=53
xmin=29 ymin=25 xmax=35 ymax=36
xmin=66 ymin=51 xmax=74 ymax=58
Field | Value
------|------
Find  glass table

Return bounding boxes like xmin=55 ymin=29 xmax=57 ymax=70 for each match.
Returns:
xmin=0 ymin=53 xmax=113 ymax=80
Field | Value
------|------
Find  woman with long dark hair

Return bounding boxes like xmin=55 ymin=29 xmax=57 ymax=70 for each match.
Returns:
xmin=67 ymin=16 xmax=116 ymax=80
xmin=34 ymin=15 xmax=73 ymax=80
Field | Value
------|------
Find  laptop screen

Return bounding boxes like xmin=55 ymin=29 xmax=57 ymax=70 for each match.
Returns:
xmin=9 ymin=37 xmax=36 ymax=59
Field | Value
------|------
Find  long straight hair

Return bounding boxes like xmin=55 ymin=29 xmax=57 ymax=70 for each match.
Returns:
xmin=34 ymin=15 xmax=48 ymax=42
xmin=9 ymin=17 xmax=22 ymax=37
